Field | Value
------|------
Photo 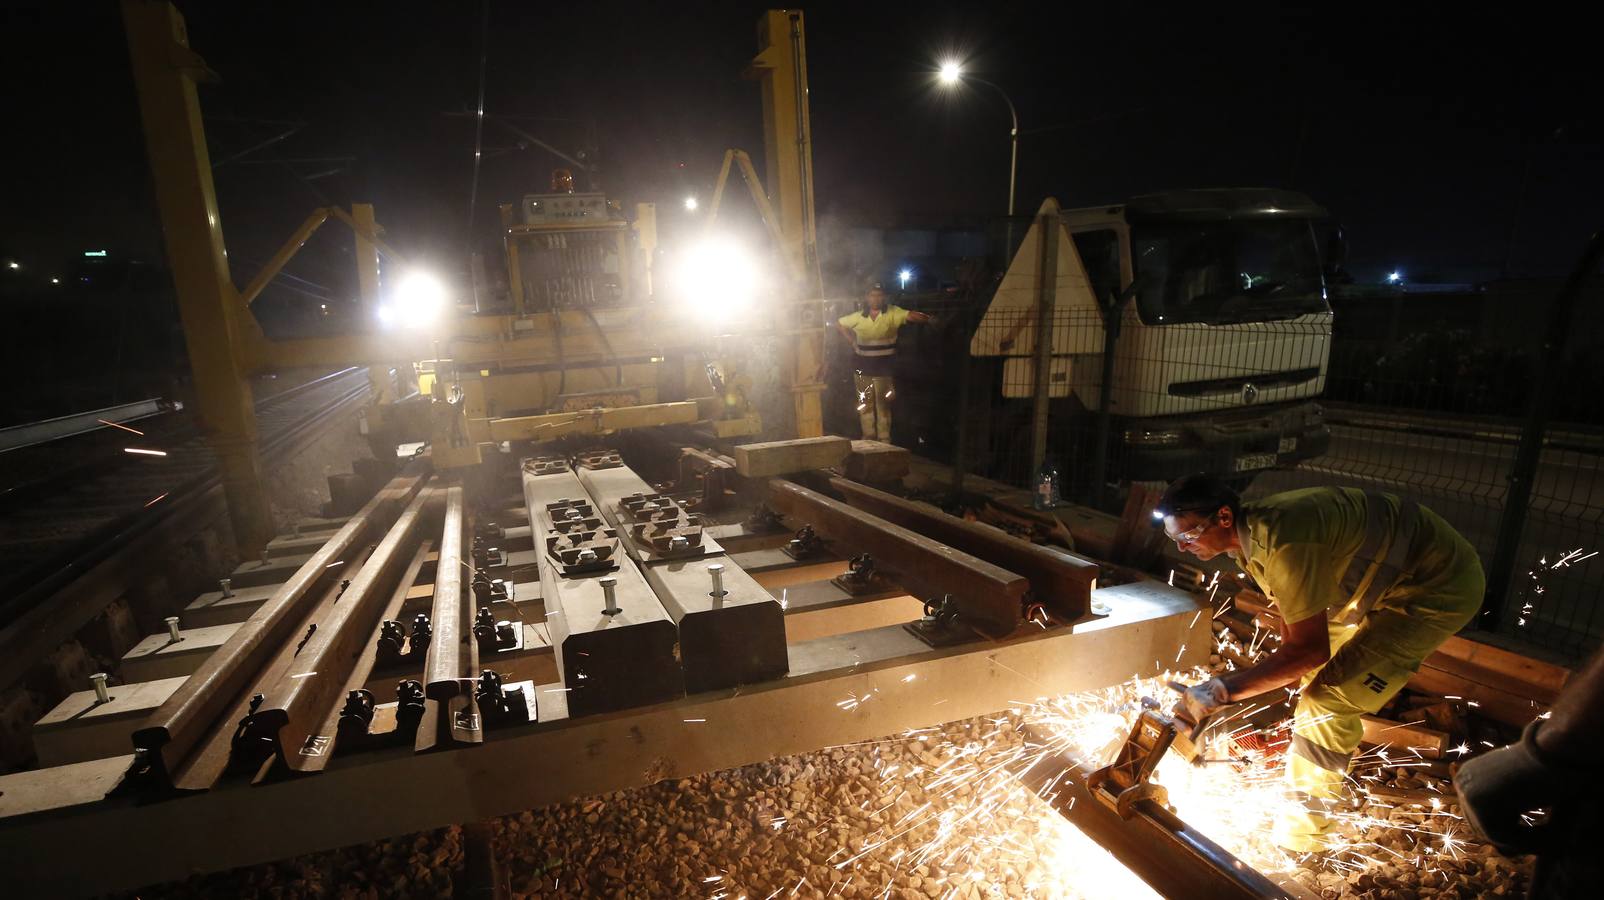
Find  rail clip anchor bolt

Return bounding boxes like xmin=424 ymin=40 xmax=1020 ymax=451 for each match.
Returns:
xmin=708 ymin=563 xmax=726 ymax=598
xmin=165 ymin=616 xmax=183 ymax=642
xmin=218 ymin=577 xmax=234 ymax=598
xmin=90 ymin=672 xmax=110 ymax=704
xmin=600 ymin=576 xmax=620 ymax=616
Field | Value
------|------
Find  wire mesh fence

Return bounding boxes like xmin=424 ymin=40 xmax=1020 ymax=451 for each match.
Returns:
xmin=866 ymin=262 xmax=1604 ymax=662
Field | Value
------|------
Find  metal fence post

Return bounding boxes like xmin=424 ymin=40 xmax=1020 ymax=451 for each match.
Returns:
xmin=1088 ymin=289 xmax=1132 ymax=509
xmin=1029 ymin=212 xmax=1059 ymax=477
xmin=949 ymin=295 xmax=979 ymax=504
xmin=1481 ymin=230 xmax=1604 ymax=629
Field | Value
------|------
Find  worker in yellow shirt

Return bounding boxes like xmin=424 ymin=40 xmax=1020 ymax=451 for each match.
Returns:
xmin=1157 ymin=474 xmax=1483 ymax=853
xmin=832 ymin=280 xmax=930 ymax=442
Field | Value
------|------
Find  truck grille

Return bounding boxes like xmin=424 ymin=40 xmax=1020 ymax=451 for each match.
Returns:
xmin=1167 ymin=366 xmax=1321 ymax=397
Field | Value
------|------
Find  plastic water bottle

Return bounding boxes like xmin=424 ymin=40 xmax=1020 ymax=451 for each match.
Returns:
xmin=1033 ymin=461 xmax=1061 ymax=510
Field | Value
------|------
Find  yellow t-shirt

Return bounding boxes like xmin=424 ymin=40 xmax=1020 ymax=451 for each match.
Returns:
xmin=839 ymin=306 xmax=911 ymax=375
xmin=1236 ymin=487 xmax=1482 ymax=627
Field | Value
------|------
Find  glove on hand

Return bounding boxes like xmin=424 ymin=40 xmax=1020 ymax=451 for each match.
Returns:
xmin=1177 ymin=677 xmax=1230 ymax=725
xmin=1455 ymin=720 xmax=1571 ymax=856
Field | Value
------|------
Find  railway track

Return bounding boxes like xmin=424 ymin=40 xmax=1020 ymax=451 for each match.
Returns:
xmin=0 ymin=368 xmax=371 ymax=696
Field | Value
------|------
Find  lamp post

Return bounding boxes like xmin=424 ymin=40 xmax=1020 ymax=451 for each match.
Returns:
xmin=938 ymin=62 xmax=1019 ymax=217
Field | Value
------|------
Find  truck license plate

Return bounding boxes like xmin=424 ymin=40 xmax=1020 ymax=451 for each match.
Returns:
xmin=1234 ymin=453 xmax=1276 ymax=472
xmin=1278 ymin=436 xmax=1298 ymax=454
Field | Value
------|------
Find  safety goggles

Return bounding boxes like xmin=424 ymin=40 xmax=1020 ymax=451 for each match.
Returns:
xmin=1163 ymin=514 xmax=1216 ymax=544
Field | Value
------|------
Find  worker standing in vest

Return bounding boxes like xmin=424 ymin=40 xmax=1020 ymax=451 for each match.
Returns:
xmin=1157 ymin=474 xmax=1483 ymax=853
xmin=833 ymin=280 xmax=930 ymax=442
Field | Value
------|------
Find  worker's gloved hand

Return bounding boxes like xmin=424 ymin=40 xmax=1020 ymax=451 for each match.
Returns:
xmin=1455 ymin=720 xmax=1567 ymax=856
xmin=1177 ymin=677 xmax=1230 ymax=725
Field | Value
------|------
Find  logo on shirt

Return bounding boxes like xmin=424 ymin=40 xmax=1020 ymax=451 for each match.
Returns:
xmin=1361 ymin=673 xmax=1388 ymax=693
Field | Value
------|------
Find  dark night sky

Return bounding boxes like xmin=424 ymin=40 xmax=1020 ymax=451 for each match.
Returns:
xmin=2 ymin=1 xmax=1600 ymax=299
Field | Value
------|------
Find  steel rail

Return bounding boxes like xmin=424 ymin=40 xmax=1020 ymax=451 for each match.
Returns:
xmin=124 ymin=468 xmax=427 ymax=789
xmin=423 ymin=483 xmax=472 ymax=702
xmin=1014 ymin=726 xmax=1303 ymax=900
xmin=828 ymin=476 xmax=1097 ymax=624
xmin=0 ymin=370 xmax=367 ymax=615
xmin=765 ymin=479 xmax=1029 ymax=638
xmin=0 ymin=397 xmax=172 ymax=453
xmin=247 ymin=481 xmax=441 ymax=773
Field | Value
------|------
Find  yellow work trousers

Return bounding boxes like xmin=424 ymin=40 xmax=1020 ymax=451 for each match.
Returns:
xmin=1276 ymin=599 xmax=1480 ymax=851
xmin=854 ymin=373 xmax=894 ymax=442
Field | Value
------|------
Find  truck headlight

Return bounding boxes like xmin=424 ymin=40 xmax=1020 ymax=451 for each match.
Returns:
xmin=1123 ymin=428 xmax=1184 ymax=447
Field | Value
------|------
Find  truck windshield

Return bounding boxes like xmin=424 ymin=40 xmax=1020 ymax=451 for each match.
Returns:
xmin=1131 ymin=219 xmax=1326 ymax=325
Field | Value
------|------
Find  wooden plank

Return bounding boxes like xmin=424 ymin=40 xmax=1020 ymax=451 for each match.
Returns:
xmin=732 ymin=436 xmax=851 ymax=478
xmin=1436 ymin=634 xmax=1570 ymax=695
xmin=1407 ymin=664 xmax=1550 ymax=727
xmin=1358 ymin=715 xmax=1448 ymax=759
xmin=843 ymin=440 xmax=910 ymax=483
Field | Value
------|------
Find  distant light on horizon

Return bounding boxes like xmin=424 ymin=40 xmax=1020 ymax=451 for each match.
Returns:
xmin=50 ymin=277 xmax=59 ymax=284
xmin=5 ymin=261 xmax=17 ymax=270
xmin=898 ymin=268 xmax=912 ymax=289
xmin=84 ymin=250 xmax=108 ymax=258
xmin=1386 ymin=270 xmax=1403 ymax=284
xmin=938 ymin=61 xmax=963 ymax=85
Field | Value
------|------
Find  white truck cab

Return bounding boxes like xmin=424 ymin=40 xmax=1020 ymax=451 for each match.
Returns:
xmin=971 ymin=188 xmax=1333 ymax=490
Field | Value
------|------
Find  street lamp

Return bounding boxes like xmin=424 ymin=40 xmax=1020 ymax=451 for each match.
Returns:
xmin=898 ymin=267 xmax=912 ymax=290
xmin=936 ymin=61 xmax=1019 ymax=216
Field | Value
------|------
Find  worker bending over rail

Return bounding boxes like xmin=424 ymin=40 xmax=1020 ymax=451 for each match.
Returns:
xmin=1161 ymin=474 xmax=1483 ymax=853
xmin=831 ymin=279 xmax=929 ymax=442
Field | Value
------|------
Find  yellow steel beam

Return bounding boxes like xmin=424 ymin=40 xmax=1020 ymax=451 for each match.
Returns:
xmin=239 ymin=208 xmax=330 ymax=306
xmin=352 ymin=203 xmax=381 ymax=306
xmin=746 ymin=9 xmax=820 ymax=294
xmin=327 ymin=205 xmax=410 ymax=265
xmin=486 ymin=401 xmax=700 ymax=442
xmin=707 ymin=149 xmax=798 ymax=283
xmin=122 ymin=0 xmax=275 ymax=558
xmin=747 ymin=10 xmax=824 ymax=437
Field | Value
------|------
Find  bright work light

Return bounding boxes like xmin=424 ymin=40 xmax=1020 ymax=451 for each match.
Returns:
xmin=669 ymin=236 xmax=763 ymax=322
xmin=378 ymin=270 xmax=448 ymax=329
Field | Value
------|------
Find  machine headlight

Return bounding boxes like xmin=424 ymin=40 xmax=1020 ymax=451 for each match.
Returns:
xmin=669 ymin=235 xmax=763 ymax=320
xmin=1123 ymin=428 xmax=1184 ymax=447
xmin=378 ymin=270 xmax=448 ymax=329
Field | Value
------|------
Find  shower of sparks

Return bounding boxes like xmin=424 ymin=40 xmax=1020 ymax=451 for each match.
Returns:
xmin=1515 ymin=546 xmax=1595 ymax=628
xmin=741 ymin=665 xmax=1511 ymax=899
xmin=99 ymin=418 xmax=145 ymax=435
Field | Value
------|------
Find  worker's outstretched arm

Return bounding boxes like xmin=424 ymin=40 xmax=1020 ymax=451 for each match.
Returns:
xmin=1179 ymin=613 xmax=1329 ymax=722
xmin=1218 ymin=613 xmax=1330 ymax=700
xmin=906 ymin=310 xmax=932 ymax=324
